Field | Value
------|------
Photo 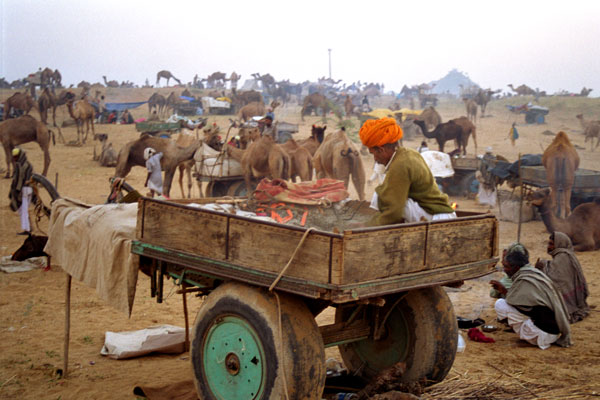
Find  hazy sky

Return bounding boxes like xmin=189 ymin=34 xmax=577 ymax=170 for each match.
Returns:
xmin=2 ymin=0 xmax=599 ymax=96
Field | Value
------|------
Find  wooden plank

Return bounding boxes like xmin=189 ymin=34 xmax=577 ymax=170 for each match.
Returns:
xmin=140 ymin=200 xmax=228 ymax=260
xmin=341 ymin=225 xmax=426 ymax=284
xmin=319 ymin=322 xmax=371 ymax=347
xmin=330 ymin=260 xmax=497 ymax=303
xmin=425 ymin=218 xmax=495 ymax=269
xmin=228 ymin=218 xmax=332 ymax=284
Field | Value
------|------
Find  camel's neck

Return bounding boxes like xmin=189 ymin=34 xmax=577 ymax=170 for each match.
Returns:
xmin=417 ymin=122 xmax=436 ymax=139
xmin=537 ymin=202 xmax=569 ymax=236
xmin=66 ymin=102 xmax=76 ymax=119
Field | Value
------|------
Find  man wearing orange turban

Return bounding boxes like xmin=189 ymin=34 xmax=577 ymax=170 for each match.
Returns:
xmin=359 ymin=118 xmax=455 ymax=225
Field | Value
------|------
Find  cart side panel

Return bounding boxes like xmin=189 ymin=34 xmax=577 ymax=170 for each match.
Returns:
xmin=330 ymin=238 xmax=344 ymax=285
xmin=341 ymin=225 xmax=426 ymax=283
xmin=425 ymin=218 xmax=495 ymax=269
xmin=137 ymin=200 xmax=228 ymax=260
xmin=228 ymin=219 xmax=331 ymax=284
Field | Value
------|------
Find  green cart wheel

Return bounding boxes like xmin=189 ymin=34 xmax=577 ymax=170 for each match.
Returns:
xmin=191 ymin=282 xmax=326 ymax=399
xmin=226 ymin=180 xmax=249 ymax=197
xmin=336 ymin=286 xmax=457 ymax=385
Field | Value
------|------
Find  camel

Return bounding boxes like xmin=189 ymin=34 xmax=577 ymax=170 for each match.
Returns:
xmin=40 ymin=68 xmax=54 ymax=88
xmin=344 ymin=95 xmax=355 ymax=116
xmin=450 ymin=116 xmax=477 ymax=155
xmin=156 ymin=70 xmax=181 ymax=87
xmin=231 ymin=90 xmax=263 ymax=109
xmin=65 ymin=93 xmax=96 ymax=144
xmin=206 ymin=72 xmax=227 ymax=88
xmin=508 ymin=84 xmax=536 ymax=96
xmin=313 ymin=128 xmax=366 ymax=201
xmin=575 ymin=114 xmax=600 ymax=151
xmin=238 ymin=101 xmax=265 ymax=122
xmin=92 ymin=134 xmax=117 ymax=167
xmin=297 ymin=125 xmax=326 ymax=156
xmin=529 ymin=188 xmax=600 ymax=251
xmin=166 ymin=92 xmax=180 ymax=114
xmin=301 ymin=93 xmax=329 ymax=121
xmin=226 ymin=135 xmax=290 ymax=194
xmin=414 ymin=119 xmax=466 ymax=155
xmin=542 ymin=131 xmax=580 ymax=218
xmin=148 ymin=93 xmax=167 ymax=117
xmin=3 ymin=92 xmax=35 ymax=120
xmin=0 ymin=115 xmax=53 ymax=178
xmin=463 ymin=98 xmax=478 ymax=123
xmin=114 ymin=134 xmax=201 ymax=198
xmin=473 ymin=89 xmax=499 ymax=116
xmin=280 ymin=139 xmax=313 ymax=182
xmin=415 ymin=106 xmax=441 ymax=130
xmin=237 ymin=126 xmax=261 ymax=149
xmin=102 ymin=76 xmax=119 ymax=88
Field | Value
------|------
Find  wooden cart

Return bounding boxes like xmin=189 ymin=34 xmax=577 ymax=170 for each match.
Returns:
xmin=132 ymin=197 xmax=499 ymax=399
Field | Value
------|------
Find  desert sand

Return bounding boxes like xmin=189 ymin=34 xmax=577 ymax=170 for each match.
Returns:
xmin=0 ymin=88 xmax=599 ymax=399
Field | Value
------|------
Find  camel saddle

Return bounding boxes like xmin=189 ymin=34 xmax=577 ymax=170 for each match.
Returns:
xmin=253 ymin=178 xmax=349 ymax=205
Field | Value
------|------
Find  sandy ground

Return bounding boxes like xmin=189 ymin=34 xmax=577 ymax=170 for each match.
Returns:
xmin=1 ymin=88 xmax=599 ymax=399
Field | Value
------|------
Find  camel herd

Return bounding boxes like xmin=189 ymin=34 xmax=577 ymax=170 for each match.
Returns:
xmin=1 ymin=77 xmax=599 ymax=253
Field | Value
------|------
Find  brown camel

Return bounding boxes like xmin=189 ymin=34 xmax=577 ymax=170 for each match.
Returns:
xmin=226 ymin=135 xmax=290 ymax=194
xmin=344 ymin=95 xmax=354 ymax=116
xmin=156 ymin=70 xmax=181 ymax=87
xmin=166 ymin=92 xmax=180 ymax=114
xmin=414 ymin=119 xmax=464 ymax=154
xmin=508 ymin=84 xmax=536 ymax=96
xmin=297 ymin=125 xmax=326 ymax=156
xmin=575 ymin=114 xmax=600 ymax=151
xmin=542 ymin=131 xmax=580 ymax=218
xmin=473 ymin=89 xmax=499 ymax=116
xmin=450 ymin=116 xmax=477 ymax=155
xmin=463 ymin=98 xmax=478 ymax=123
xmin=237 ymin=126 xmax=261 ymax=149
xmin=415 ymin=106 xmax=441 ymax=130
xmin=238 ymin=101 xmax=264 ymax=122
xmin=114 ymin=134 xmax=201 ymax=197
xmin=280 ymin=139 xmax=313 ymax=182
xmin=102 ymin=76 xmax=119 ymax=88
xmin=65 ymin=93 xmax=96 ymax=144
xmin=37 ymin=88 xmax=66 ymax=144
xmin=3 ymin=92 xmax=35 ymax=120
xmin=40 ymin=68 xmax=54 ymax=88
xmin=206 ymin=72 xmax=227 ymax=88
xmin=0 ymin=115 xmax=52 ymax=178
xmin=529 ymin=188 xmax=600 ymax=251
xmin=300 ymin=93 xmax=329 ymax=121
xmin=148 ymin=93 xmax=167 ymax=117
xmin=313 ymin=128 xmax=366 ymax=201
xmin=231 ymin=90 xmax=263 ymax=109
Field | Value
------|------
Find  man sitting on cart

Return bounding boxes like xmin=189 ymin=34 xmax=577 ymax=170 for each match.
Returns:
xmin=360 ymin=117 xmax=456 ymax=225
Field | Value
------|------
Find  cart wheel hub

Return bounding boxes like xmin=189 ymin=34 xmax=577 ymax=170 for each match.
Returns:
xmin=203 ymin=315 xmax=266 ymax=399
xmin=226 ymin=353 xmax=241 ymax=375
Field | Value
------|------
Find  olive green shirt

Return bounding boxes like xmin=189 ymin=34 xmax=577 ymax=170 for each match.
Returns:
xmin=372 ymin=147 xmax=453 ymax=226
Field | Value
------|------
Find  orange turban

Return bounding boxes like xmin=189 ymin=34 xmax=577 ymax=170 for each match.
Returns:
xmin=359 ymin=118 xmax=403 ymax=148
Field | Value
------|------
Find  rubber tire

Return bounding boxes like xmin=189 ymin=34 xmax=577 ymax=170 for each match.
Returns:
xmin=191 ymin=282 xmax=326 ymax=400
xmin=336 ymin=286 xmax=457 ymax=385
xmin=205 ymin=181 xmax=229 ymax=197
xmin=31 ymin=173 xmax=60 ymax=201
xmin=226 ymin=180 xmax=249 ymax=197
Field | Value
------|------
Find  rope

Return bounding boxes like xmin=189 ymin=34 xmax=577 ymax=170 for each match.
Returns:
xmin=269 ymin=227 xmax=314 ymax=291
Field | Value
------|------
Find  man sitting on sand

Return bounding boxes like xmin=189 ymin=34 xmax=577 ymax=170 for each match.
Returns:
xmin=535 ymin=232 xmax=590 ymax=323
xmin=490 ymin=243 xmax=572 ymax=349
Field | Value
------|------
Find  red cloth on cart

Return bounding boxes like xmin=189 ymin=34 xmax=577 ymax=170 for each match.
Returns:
xmin=253 ymin=178 xmax=349 ymax=205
